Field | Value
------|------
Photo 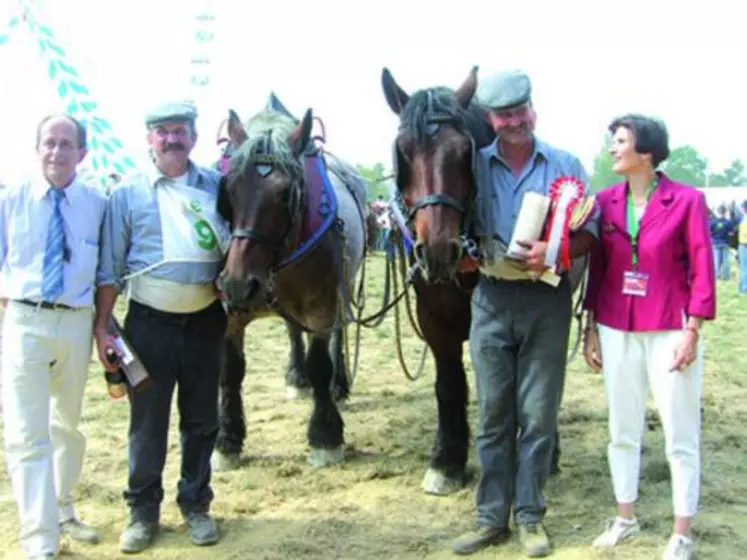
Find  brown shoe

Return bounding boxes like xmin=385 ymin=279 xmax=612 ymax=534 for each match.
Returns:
xmin=518 ymin=523 xmax=551 ymax=557
xmin=452 ymin=525 xmax=510 ymax=555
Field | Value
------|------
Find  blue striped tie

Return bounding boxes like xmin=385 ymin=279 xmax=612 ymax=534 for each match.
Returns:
xmin=41 ymin=188 xmax=66 ymax=302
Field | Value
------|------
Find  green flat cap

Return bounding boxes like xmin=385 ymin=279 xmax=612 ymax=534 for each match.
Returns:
xmin=145 ymin=100 xmax=198 ymax=127
xmin=476 ymin=70 xmax=532 ymax=111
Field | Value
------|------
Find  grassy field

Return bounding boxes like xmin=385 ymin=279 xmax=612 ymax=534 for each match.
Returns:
xmin=0 ymin=253 xmax=745 ymax=559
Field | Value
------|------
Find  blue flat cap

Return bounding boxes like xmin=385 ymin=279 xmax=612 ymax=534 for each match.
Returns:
xmin=145 ymin=100 xmax=198 ymax=127
xmin=476 ymin=70 xmax=532 ymax=111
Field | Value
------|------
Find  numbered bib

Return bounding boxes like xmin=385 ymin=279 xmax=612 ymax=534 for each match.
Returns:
xmin=155 ymin=181 xmax=230 ymax=264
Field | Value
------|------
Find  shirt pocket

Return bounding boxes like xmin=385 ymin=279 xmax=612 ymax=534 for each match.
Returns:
xmin=71 ymin=239 xmax=99 ymax=288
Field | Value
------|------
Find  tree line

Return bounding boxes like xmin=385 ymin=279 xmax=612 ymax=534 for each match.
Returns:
xmin=589 ymin=136 xmax=746 ymax=192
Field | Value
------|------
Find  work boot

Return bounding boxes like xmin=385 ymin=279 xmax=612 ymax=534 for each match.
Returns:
xmin=518 ymin=523 xmax=551 ymax=557
xmin=119 ymin=520 xmax=158 ymax=554
xmin=451 ymin=525 xmax=510 ymax=555
xmin=185 ymin=511 xmax=218 ymax=546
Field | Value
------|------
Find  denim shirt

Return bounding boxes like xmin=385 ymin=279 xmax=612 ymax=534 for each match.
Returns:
xmin=96 ymin=160 xmax=225 ymax=291
xmin=474 ymin=137 xmax=599 ymax=254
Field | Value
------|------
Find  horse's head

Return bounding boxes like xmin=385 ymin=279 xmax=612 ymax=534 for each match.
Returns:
xmin=216 ymin=107 xmax=314 ymax=311
xmin=381 ymin=66 xmax=480 ymax=283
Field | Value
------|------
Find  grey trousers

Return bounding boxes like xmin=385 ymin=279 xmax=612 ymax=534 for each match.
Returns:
xmin=469 ymin=275 xmax=571 ymax=528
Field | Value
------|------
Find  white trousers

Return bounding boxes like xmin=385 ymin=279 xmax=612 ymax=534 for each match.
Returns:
xmin=597 ymin=324 xmax=702 ymax=518
xmin=1 ymin=301 xmax=94 ymax=557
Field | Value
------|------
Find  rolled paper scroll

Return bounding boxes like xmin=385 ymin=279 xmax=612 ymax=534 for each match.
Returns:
xmin=507 ymin=192 xmax=551 ymax=260
xmin=544 ymin=177 xmax=585 ymax=270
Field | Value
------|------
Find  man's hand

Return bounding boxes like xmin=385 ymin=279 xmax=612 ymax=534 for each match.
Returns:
xmin=94 ymin=325 xmax=119 ymax=373
xmin=515 ymin=240 xmax=550 ymax=278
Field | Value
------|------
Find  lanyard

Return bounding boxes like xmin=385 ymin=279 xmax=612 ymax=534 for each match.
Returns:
xmin=626 ymin=175 xmax=658 ymax=268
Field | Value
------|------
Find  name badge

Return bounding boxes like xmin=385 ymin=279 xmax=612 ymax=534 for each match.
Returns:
xmin=623 ymin=270 xmax=649 ymax=297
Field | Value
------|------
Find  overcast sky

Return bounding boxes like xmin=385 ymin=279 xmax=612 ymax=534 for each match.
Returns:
xmin=0 ymin=0 xmax=742 ymax=185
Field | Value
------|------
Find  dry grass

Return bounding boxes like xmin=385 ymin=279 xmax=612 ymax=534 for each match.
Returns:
xmin=1 ymin=254 xmax=745 ymax=559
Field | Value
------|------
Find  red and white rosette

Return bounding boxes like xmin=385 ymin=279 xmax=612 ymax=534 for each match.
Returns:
xmin=543 ymin=176 xmax=585 ymax=270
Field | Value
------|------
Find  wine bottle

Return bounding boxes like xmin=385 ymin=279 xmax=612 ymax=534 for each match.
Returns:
xmin=106 ymin=316 xmax=153 ymax=393
xmin=104 ymin=348 xmax=127 ymax=399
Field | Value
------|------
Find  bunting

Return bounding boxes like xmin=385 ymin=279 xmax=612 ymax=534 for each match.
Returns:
xmin=3 ymin=1 xmax=137 ymax=189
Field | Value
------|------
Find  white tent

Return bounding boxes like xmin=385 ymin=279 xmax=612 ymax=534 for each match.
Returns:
xmin=697 ymin=186 xmax=747 ymax=212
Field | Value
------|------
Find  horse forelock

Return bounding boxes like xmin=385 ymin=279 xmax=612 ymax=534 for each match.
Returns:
xmin=398 ymin=87 xmax=494 ymax=151
xmin=398 ymin=87 xmax=469 ymax=144
xmin=230 ymin=109 xmax=304 ymax=181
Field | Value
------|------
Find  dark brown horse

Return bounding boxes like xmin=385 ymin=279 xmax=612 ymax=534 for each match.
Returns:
xmin=216 ymin=103 xmax=368 ymax=469
xmin=211 ymin=113 xmax=351 ymax=472
xmin=381 ymin=67 xmax=490 ymax=495
xmin=380 ymin=67 xmax=566 ymax=495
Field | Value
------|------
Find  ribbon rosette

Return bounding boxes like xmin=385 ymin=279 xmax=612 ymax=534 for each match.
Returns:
xmin=543 ymin=176 xmax=585 ymax=271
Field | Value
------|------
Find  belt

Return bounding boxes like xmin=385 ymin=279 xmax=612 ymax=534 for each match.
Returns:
xmin=15 ymin=298 xmax=78 ymax=311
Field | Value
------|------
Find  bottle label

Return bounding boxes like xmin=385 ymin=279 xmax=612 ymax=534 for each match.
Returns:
xmin=112 ymin=335 xmax=135 ymax=366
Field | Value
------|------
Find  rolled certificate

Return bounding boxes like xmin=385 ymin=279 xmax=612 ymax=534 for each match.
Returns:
xmin=507 ymin=192 xmax=551 ymax=259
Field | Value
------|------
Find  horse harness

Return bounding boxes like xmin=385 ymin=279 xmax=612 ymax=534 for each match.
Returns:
xmin=228 ymin=132 xmax=305 ymax=279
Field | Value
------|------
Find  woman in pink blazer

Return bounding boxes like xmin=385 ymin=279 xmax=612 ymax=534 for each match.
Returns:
xmin=583 ymin=114 xmax=715 ymax=560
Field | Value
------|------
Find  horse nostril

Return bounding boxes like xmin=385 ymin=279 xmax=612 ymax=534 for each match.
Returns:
xmin=450 ymin=240 xmax=463 ymax=264
xmin=244 ymin=277 xmax=260 ymax=300
xmin=414 ymin=241 xmax=426 ymax=263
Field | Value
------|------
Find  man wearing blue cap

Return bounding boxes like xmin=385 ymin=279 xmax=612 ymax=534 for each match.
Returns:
xmin=452 ymin=71 xmax=599 ymax=557
xmin=94 ymin=100 xmax=230 ymax=553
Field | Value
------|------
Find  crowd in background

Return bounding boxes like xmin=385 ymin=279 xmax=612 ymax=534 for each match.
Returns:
xmin=709 ymin=200 xmax=747 ymax=292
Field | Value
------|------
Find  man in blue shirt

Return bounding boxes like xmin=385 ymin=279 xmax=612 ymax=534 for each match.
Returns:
xmin=709 ymin=204 xmax=734 ymax=281
xmin=94 ymin=101 xmax=229 ymax=554
xmin=452 ymin=71 xmax=599 ymax=557
xmin=0 ymin=114 xmax=105 ymax=559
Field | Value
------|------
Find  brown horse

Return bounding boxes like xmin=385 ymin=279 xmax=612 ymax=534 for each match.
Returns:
xmin=381 ymin=67 xmax=492 ymax=495
xmin=216 ymin=102 xmax=368 ymax=468
xmin=380 ymin=67 xmax=568 ymax=495
xmin=211 ymin=111 xmax=351 ymax=472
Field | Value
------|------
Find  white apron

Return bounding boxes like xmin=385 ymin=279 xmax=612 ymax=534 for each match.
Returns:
xmin=125 ymin=180 xmax=230 ymax=281
xmin=124 ymin=180 xmax=231 ymax=312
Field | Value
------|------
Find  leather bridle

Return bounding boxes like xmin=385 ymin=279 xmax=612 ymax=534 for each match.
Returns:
xmin=392 ymin=90 xmax=477 ymax=238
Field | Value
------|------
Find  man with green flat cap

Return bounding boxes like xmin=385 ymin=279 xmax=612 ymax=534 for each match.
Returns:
xmin=452 ymin=70 xmax=599 ymax=557
xmin=94 ymin=100 xmax=230 ymax=554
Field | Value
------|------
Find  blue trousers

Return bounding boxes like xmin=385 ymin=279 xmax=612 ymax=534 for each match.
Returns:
xmin=739 ymin=245 xmax=747 ymax=293
xmin=469 ymin=275 xmax=571 ymax=528
xmin=713 ymin=244 xmax=731 ymax=281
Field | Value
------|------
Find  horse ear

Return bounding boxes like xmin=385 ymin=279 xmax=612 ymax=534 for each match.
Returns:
xmin=454 ymin=65 xmax=479 ymax=108
xmin=216 ymin=175 xmax=232 ymax=224
xmin=381 ymin=67 xmax=410 ymax=115
xmin=227 ymin=109 xmax=247 ymax=147
xmin=289 ymin=108 xmax=313 ymax=156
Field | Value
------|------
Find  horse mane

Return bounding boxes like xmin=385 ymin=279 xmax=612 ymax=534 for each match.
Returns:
xmin=228 ymin=109 xmax=304 ymax=181
xmin=398 ymin=87 xmax=496 ymax=149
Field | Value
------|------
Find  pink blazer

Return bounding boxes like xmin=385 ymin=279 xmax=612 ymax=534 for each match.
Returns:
xmin=583 ymin=173 xmax=716 ymax=331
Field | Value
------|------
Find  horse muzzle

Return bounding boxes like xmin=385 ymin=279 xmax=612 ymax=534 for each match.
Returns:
xmin=413 ymin=238 xmax=462 ymax=283
xmin=217 ymin=273 xmax=266 ymax=311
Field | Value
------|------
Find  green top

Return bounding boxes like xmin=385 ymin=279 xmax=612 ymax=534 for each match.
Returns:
xmin=626 ymin=174 xmax=659 ymax=268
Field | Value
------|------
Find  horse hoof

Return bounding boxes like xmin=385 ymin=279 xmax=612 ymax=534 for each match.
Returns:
xmin=421 ymin=467 xmax=465 ymax=496
xmin=285 ymin=385 xmax=312 ymax=401
xmin=307 ymin=445 xmax=345 ymax=467
xmin=211 ymin=450 xmax=241 ymax=472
